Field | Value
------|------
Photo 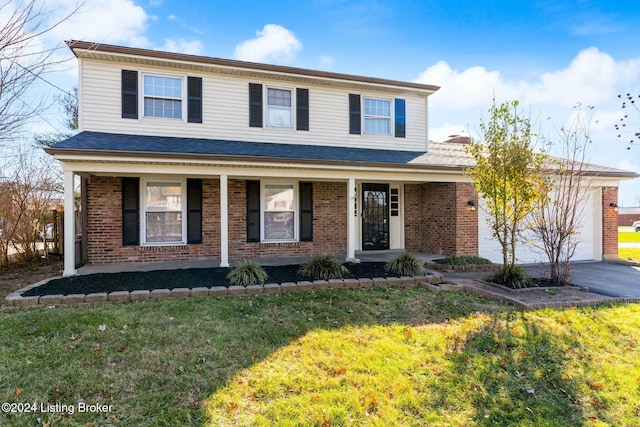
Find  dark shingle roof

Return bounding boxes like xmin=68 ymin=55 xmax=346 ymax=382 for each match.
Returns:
xmin=45 ymin=131 xmax=639 ymax=178
xmin=47 ymin=131 xmax=426 ymax=165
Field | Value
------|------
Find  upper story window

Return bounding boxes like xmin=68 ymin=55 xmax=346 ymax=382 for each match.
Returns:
xmin=364 ymin=98 xmax=391 ymax=135
xmin=143 ymin=75 xmax=183 ymax=119
xmin=349 ymin=94 xmax=406 ymax=138
xmin=249 ymin=83 xmax=309 ymax=131
xmin=267 ymin=88 xmax=292 ymax=127
xmin=121 ymin=70 xmax=202 ymax=123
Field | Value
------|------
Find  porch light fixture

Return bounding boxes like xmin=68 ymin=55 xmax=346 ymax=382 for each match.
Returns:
xmin=609 ymin=202 xmax=618 ymax=212
xmin=467 ymin=200 xmax=476 ymax=211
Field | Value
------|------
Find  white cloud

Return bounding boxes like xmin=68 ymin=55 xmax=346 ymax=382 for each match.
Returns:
xmin=417 ymin=47 xmax=640 ymax=204
xmin=320 ymin=55 xmax=335 ymax=68
xmin=167 ymin=14 xmax=177 ymax=21
xmin=158 ymin=38 xmax=203 ymax=55
xmin=417 ymin=47 xmax=640 ymax=137
xmin=234 ymin=24 xmax=302 ymax=63
xmin=46 ymin=0 xmax=149 ymax=47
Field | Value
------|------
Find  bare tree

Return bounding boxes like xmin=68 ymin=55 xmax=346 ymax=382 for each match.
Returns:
xmin=615 ymin=92 xmax=640 ymax=149
xmin=0 ymin=0 xmax=81 ymax=144
xmin=0 ymin=146 xmax=62 ymax=266
xmin=529 ymin=104 xmax=595 ymax=285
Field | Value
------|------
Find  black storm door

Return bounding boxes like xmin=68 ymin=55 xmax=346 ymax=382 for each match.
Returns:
xmin=361 ymin=183 xmax=390 ymax=250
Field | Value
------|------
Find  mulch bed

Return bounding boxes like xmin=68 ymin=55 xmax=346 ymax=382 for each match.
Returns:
xmin=22 ymin=262 xmax=400 ymax=297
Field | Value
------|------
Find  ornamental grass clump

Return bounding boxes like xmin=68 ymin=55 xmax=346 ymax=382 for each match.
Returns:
xmin=299 ymin=255 xmax=349 ymax=280
xmin=486 ymin=264 xmax=532 ymax=289
xmin=226 ymin=260 xmax=268 ymax=287
xmin=385 ymin=252 xmax=426 ymax=276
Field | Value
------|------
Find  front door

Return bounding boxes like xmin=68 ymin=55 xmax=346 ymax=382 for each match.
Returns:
xmin=362 ymin=183 xmax=389 ymax=250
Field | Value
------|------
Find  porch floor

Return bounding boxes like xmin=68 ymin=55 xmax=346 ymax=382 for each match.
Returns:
xmin=75 ymin=251 xmax=445 ymax=276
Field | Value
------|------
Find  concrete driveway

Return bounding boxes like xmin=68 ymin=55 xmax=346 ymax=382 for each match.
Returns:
xmin=525 ymin=262 xmax=640 ymax=298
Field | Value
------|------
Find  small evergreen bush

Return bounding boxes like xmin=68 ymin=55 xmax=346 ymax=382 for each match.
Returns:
xmin=299 ymin=255 xmax=349 ymax=280
xmin=385 ymin=252 xmax=426 ymax=276
xmin=486 ymin=265 xmax=532 ymax=289
xmin=226 ymin=260 xmax=268 ymax=287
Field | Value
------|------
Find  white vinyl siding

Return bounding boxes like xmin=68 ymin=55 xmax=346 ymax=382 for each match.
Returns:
xmin=79 ymin=59 xmax=428 ymax=152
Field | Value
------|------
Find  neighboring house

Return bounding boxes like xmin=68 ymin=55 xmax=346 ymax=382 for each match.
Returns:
xmin=46 ymin=40 xmax=638 ymax=277
xmin=619 ymin=207 xmax=640 ymax=226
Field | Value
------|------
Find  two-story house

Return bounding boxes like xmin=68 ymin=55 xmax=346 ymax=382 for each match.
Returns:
xmin=46 ymin=41 xmax=635 ymax=277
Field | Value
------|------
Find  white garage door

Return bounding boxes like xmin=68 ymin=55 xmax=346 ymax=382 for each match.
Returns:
xmin=478 ymin=188 xmax=601 ymax=264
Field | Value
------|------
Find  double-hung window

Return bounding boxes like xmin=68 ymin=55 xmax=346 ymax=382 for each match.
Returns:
xmin=266 ymin=88 xmax=292 ymax=127
xmin=143 ymin=75 xmax=183 ymax=119
xmin=262 ymin=182 xmax=297 ymax=241
xmin=141 ymin=179 xmax=187 ymax=245
xmin=349 ymin=94 xmax=405 ymax=138
xmin=364 ymin=98 xmax=391 ymax=135
xmin=249 ymin=83 xmax=309 ymax=130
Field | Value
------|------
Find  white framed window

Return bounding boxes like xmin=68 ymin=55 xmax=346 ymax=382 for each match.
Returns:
xmin=141 ymin=179 xmax=187 ymax=245
xmin=266 ymin=87 xmax=293 ymax=127
xmin=364 ymin=97 xmax=391 ymax=135
xmin=261 ymin=181 xmax=298 ymax=241
xmin=143 ymin=74 xmax=183 ymax=119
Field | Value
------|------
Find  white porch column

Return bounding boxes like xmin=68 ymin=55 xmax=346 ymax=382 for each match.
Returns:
xmin=63 ymin=170 xmax=76 ymax=277
xmin=346 ymin=177 xmax=358 ymax=262
xmin=220 ymin=174 xmax=229 ymax=267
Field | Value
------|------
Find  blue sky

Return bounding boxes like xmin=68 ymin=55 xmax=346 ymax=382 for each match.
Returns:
xmin=17 ymin=0 xmax=640 ymax=203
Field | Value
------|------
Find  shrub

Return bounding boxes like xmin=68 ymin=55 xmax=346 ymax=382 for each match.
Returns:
xmin=299 ymin=255 xmax=349 ymax=280
xmin=385 ymin=252 xmax=426 ymax=276
xmin=434 ymin=255 xmax=492 ymax=266
xmin=226 ymin=260 xmax=268 ymax=287
xmin=486 ymin=264 xmax=531 ymax=289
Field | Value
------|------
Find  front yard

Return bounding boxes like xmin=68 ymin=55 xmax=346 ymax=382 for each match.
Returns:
xmin=1 ymin=287 xmax=639 ymax=426
xmin=619 ymin=226 xmax=640 ymax=261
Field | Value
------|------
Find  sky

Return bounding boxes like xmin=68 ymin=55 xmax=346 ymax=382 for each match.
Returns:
xmin=9 ymin=0 xmax=640 ymax=204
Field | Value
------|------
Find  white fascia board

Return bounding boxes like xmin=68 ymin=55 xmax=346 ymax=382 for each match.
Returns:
xmin=58 ymin=158 xmax=470 ymax=183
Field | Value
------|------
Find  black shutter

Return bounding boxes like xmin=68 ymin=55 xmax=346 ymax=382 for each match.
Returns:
xmin=187 ymin=179 xmax=203 ymax=244
xmin=394 ymin=98 xmax=406 ymax=138
xmin=122 ymin=70 xmax=138 ymax=119
xmin=296 ymin=88 xmax=309 ymax=131
xmin=122 ymin=177 xmax=140 ymax=246
xmin=246 ymin=180 xmax=260 ymax=242
xmin=187 ymin=77 xmax=203 ymax=123
xmin=349 ymin=94 xmax=361 ymax=134
xmin=249 ymin=83 xmax=263 ymax=127
xmin=299 ymin=182 xmax=313 ymax=241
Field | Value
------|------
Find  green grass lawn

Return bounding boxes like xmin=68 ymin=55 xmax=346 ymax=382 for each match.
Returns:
xmin=2 ymin=289 xmax=640 ymax=426
xmin=618 ymin=228 xmax=640 ymax=243
xmin=619 ymin=248 xmax=640 ymax=261
xmin=618 ymin=227 xmax=640 ymax=260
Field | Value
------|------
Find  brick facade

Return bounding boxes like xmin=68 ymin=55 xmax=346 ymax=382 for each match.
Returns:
xmin=404 ymin=182 xmax=478 ymax=257
xmin=86 ymin=177 xmax=347 ymax=264
xmin=602 ymin=186 xmax=618 ymax=259
xmin=228 ymin=180 xmax=347 ymax=259
xmin=87 ymin=176 xmax=221 ymax=263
